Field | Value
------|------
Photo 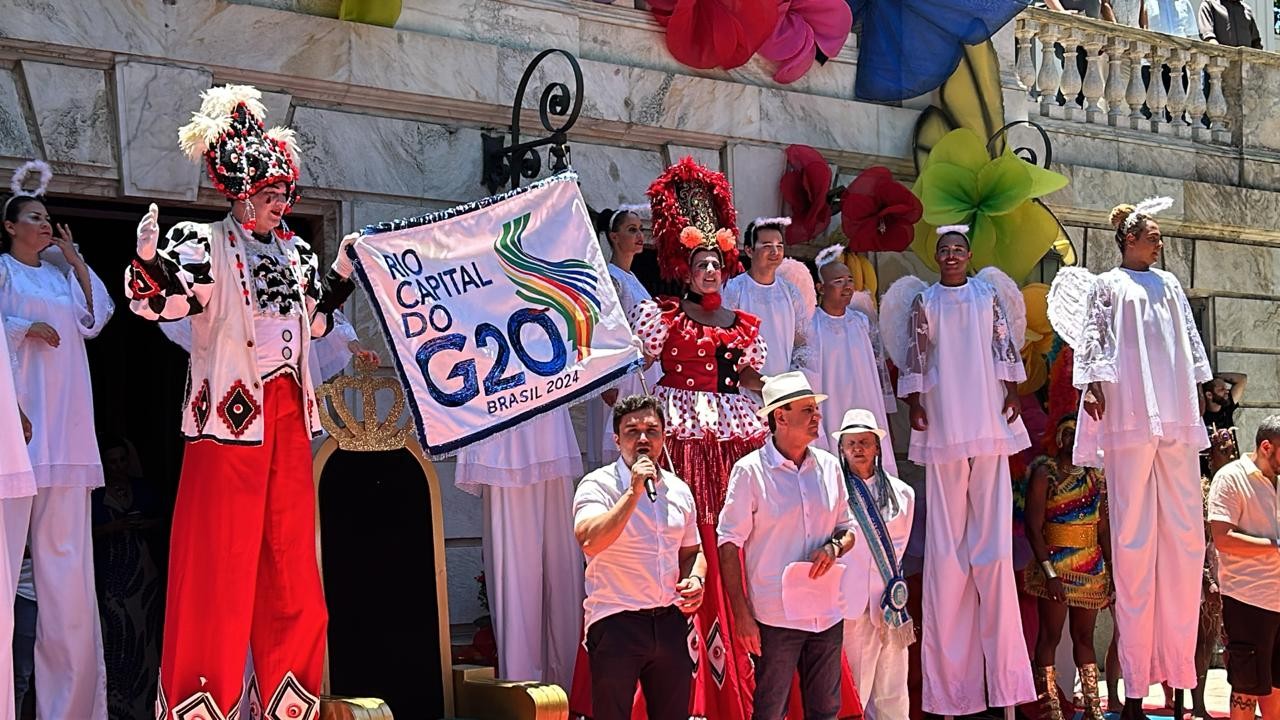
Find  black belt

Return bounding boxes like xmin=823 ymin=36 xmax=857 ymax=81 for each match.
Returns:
xmin=624 ymin=605 xmax=680 ymax=617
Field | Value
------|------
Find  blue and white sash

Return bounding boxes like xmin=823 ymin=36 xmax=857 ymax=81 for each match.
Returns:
xmin=845 ymin=470 xmax=915 ymax=648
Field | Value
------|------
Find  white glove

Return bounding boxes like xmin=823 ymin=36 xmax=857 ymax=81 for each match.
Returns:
xmin=136 ymin=203 xmax=159 ymax=261
xmin=333 ymin=232 xmax=359 ymax=279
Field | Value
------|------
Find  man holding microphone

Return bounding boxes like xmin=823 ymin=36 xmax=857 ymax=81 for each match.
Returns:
xmin=573 ymin=394 xmax=706 ymax=720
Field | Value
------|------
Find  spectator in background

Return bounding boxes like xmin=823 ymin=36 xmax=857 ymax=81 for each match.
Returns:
xmin=1044 ymin=0 xmax=1117 ymax=21
xmin=1198 ymin=0 xmax=1263 ymax=47
xmin=1207 ymin=415 xmax=1280 ymax=720
xmin=1204 ymin=372 xmax=1249 ymax=431
xmin=12 ymin=552 xmax=34 ymax=720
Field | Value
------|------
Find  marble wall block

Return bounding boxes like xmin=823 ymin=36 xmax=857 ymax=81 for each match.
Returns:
xmin=179 ymin=2 xmax=352 ymax=85
xmin=1116 ymin=141 xmax=1197 ymax=181
xmin=664 ymin=144 xmax=721 ymax=171
xmin=1216 ymin=351 xmax=1280 ymax=405
xmin=1085 ymin=227 xmax=1120 ymax=273
xmin=1239 ymin=60 xmax=1280 ymax=154
xmin=231 ymin=0 xmax=341 ymax=15
xmin=631 ymin=70 xmax=762 ymax=139
xmin=397 ymin=0 xmax=581 ymax=55
xmin=569 ymin=142 xmax=666 ymax=209
xmin=1045 ymin=165 xmax=1184 ymax=220
xmin=114 ymin=62 xmax=211 ymax=201
xmin=1043 ymin=129 xmax=1121 ymax=174
xmin=579 ymin=16 xmax=683 ymax=76
xmin=0 ymin=70 xmax=35 ymax=158
xmin=1194 ymin=151 xmax=1239 ymax=187
xmin=1231 ymin=407 xmax=1280 ymax=451
xmin=1160 ymin=235 xmax=1194 ymax=288
xmin=349 ymin=24 xmax=496 ymax=104
xmin=727 ymin=144 xmax=785 ymax=226
xmin=757 ymin=89 xmax=881 ymax=156
xmin=1194 ymin=240 xmax=1279 ymax=294
xmin=292 ymin=107 xmax=485 ymax=201
xmin=20 ymin=62 xmax=114 ymax=168
xmin=1214 ymin=297 xmax=1280 ymax=349
xmin=0 ymin=0 xmax=171 ymax=57
xmin=1242 ymin=158 xmax=1280 ymax=194
xmin=1184 ymin=182 xmax=1280 ymax=231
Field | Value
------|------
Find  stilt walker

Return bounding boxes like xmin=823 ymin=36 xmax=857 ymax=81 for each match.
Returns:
xmin=454 ymin=408 xmax=585 ymax=690
xmin=125 ymin=84 xmax=357 ymax=720
xmin=880 ymin=225 xmax=1035 ymax=717
xmin=1047 ymin=198 xmax=1210 ymax=720
xmin=1 ymin=160 xmax=112 ymax=720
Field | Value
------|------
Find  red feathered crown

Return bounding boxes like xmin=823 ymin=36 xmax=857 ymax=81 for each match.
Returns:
xmin=648 ymin=157 xmax=740 ymax=282
xmin=1043 ymin=346 xmax=1080 ymax=456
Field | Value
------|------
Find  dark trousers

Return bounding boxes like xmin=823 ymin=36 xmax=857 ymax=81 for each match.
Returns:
xmin=586 ymin=606 xmax=693 ymax=720
xmin=13 ymin=595 xmax=36 ymax=717
xmin=752 ymin=621 xmax=844 ymax=720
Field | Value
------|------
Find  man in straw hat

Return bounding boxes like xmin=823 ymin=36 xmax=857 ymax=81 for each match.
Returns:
xmin=125 ymin=84 xmax=358 ymax=720
xmin=831 ymin=408 xmax=914 ymax=720
xmin=718 ymin=371 xmax=856 ymax=720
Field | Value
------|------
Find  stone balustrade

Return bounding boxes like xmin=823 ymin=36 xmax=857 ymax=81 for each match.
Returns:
xmin=1014 ymin=6 xmax=1246 ymax=144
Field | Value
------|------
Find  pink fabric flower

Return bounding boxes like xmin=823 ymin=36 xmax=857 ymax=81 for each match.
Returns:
xmin=758 ymin=0 xmax=853 ymax=84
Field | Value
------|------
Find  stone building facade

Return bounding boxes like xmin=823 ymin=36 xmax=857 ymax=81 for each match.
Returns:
xmin=2 ymin=0 xmax=1278 ymax=642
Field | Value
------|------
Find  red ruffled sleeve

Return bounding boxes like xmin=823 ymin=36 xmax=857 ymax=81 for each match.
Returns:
xmin=659 ymin=0 xmax=780 ymax=70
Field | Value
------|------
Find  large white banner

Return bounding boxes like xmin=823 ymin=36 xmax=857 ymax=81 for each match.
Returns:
xmin=350 ymin=173 xmax=643 ymax=455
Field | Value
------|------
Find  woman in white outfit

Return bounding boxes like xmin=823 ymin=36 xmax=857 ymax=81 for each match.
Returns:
xmin=0 ymin=162 xmax=112 ymax=720
xmin=595 ymin=205 xmax=661 ymax=463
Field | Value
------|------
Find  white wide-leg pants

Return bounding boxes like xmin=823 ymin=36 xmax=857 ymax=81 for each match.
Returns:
xmin=3 ymin=487 xmax=107 ymax=720
xmin=482 ymin=477 xmax=585 ymax=691
xmin=1103 ymin=439 xmax=1203 ymax=695
xmin=844 ymin=614 xmax=909 ymax=720
xmin=921 ymin=455 xmax=1034 ymax=715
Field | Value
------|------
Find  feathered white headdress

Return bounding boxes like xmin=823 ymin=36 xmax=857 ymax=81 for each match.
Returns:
xmin=4 ymin=160 xmax=53 ymax=219
xmin=936 ymin=224 xmax=970 ymax=237
xmin=8 ymin=160 xmax=52 ymax=200
xmin=1123 ymin=196 xmax=1174 ymax=231
xmin=750 ymin=216 xmax=793 ymax=228
xmin=814 ymin=243 xmax=845 ymax=270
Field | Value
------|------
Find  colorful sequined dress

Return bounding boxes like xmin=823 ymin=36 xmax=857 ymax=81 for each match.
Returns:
xmin=1024 ymin=457 xmax=1110 ymax=609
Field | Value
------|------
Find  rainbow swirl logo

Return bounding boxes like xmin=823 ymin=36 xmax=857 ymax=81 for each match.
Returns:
xmin=494 ymin=213 xmax=602 ymax=361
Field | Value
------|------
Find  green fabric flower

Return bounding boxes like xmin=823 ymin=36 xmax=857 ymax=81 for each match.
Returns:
xmin=911 ymin=128 xmax=1069 ymax=282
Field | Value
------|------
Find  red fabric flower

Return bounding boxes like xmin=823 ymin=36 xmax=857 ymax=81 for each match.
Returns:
xmin=839 ymin=165 xmax=922 ymax=253
xmin=651 ymin=0 xmax=779 ymax=70
xmin=778 ymin=145 xmax=833 ymax=245
xmin=758 ymin=0 xmax=853 ymax=84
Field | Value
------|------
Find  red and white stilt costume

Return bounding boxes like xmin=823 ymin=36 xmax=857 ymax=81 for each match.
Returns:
xmin=1050 ymin=259 xmax=1211 ymax=695
xmin=125 ymin=85 xmax=356 ymax=720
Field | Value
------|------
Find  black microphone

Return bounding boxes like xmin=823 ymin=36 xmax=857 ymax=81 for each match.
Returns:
xmin=636 ymin=448 xmax=658 ymax=503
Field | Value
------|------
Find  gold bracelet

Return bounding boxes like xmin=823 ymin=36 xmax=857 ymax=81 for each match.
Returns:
xmin=1041 ymin=560 xmax=1058 ymax=579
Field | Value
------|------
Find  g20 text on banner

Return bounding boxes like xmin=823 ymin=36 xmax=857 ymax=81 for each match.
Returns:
xmin=349 ymin=172 xmax=643 ymax=455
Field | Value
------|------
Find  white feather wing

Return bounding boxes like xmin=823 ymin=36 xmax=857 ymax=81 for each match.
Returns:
xmin=976 ymin=267 xmax=1026 ymax=351
xmin=879 ymin=276 xmax=928 ymax=369
xmin=1046 ymin=266 xmax=1097 ymax=350
xmin=848 ymin=289 xmax=878 ymax=324
xmin=776 ymin=258 xmax=817 ymax=325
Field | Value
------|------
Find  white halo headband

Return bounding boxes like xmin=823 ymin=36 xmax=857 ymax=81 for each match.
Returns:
xmin=815 ymin=243 xmax=845 ymax=270
xmin=1122 ymin=196 xmax=1174 ymax=232
xmin=4 ymin=160 xmax=52 ymax=219
xmin=935 ymin=224 xmax=970 ymax=236
xmin=607 ymin=203 xmax=650 ymax=231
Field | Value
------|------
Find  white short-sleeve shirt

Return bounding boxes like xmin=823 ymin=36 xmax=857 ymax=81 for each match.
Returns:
xmin=1208 ymin=454 xmax=1280 ymax=612
xmin=574 ymin=458 xmax=699 ymax=630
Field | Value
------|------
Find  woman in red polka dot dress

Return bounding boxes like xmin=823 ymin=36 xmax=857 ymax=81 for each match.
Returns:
xmin=628 ymin=158 xmax=770 ymax=720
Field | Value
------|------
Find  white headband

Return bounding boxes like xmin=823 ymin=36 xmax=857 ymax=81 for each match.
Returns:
xmin=608 ymin=203 xmax=650 ymax=231
xmin=936 ymin=224 xmax=970 ymax=236
xmin=1123 ymin=196 xmax=1174 ymax=232
xmin=815 ymin=243 xmax=845 ymax=270
xmin=3 ymin=160 xmax=52 ymax=219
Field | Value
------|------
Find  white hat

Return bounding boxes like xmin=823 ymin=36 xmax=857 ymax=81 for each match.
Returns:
xmin=830 ymin=408 xmax=887 ymax=440
xmin=756 ymin=371 xmax=827 ymax=417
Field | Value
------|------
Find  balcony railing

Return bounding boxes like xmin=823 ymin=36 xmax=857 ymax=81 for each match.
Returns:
xmin=1013 ymin=7 xmax=1249 ymax=144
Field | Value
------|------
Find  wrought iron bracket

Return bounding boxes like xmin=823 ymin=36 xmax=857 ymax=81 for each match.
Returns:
xmin=481 ymin=48 xmax=584 ymax=195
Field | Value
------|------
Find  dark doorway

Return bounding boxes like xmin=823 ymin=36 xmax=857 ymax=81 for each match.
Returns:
xmin=317 ymin=447 xmax=447 ymax=719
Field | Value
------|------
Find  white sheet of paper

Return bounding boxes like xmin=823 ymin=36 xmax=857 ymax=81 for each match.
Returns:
xmin=780 ymin=562 xmax=845 ymax=621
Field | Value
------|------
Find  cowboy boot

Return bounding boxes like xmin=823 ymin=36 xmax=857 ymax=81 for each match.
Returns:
xmin=1079 ymin=663 xmax=1106 ymax=720
xmin=1034 ymin=666 xmax=1066 ymax=720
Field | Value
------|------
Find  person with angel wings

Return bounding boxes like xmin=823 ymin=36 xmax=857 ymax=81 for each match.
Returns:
xmin=1047 ymin=198 xmax=1211 ymax=720
xmin=805 ymin=243 xmax=897 ymax=475
xmin=880 ymin=225 xmax=1035 ymax=717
